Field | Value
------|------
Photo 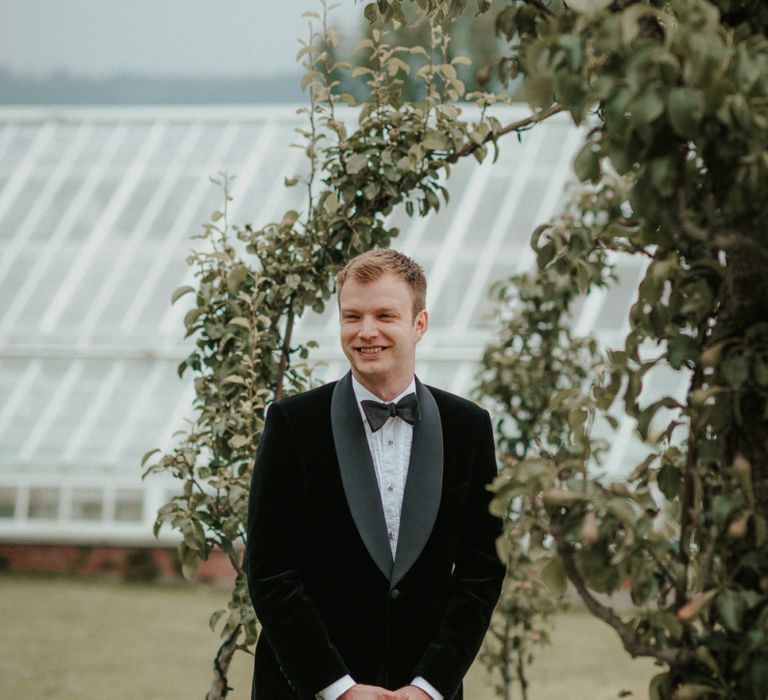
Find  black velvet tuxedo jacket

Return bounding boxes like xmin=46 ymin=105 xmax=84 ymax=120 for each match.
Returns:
xmin=245 ymin=372 xmax=505 ymax=700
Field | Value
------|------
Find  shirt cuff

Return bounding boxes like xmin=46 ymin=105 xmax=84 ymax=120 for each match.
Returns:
xmin=411 ymin=676 xmax=443 ymax=700
xmin=316 ymin=674 xmax=356 ymax=700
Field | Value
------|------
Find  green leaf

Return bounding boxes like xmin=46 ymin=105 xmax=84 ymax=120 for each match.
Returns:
xmin=351 ymin=66 xmax=374 ymax=78
xmin=228 ymin=317 xmax=250 ymax=330
xmin=573 ymin=141 xmax=601 ymax=184
xmin=319 ymin=193 xmax=337 ymax=217
xmin=364 ymin=180 xmax=380 ymax=200
xmin=286 ymin=273 xmax=301 ymax=289
xmin=516 ymin=456 xmax=556 ymax=485
xmin=658 ymin=612 xmax=684 ymax=642
xmin=364 ymin=2 xmax=378 ymax=23
xmin=223 ymin=374 xmax=246 ymax=385
xmin=606 ymin=497 xmax=639 ymax=527
xmin=424 ymin=130 xmax=449 ymax=150
xmin=229 ymin=434 xmax=250 ymax=449
xmin=722 ymin=351 xmax=749 ymax=389
xmin=178 ymin=542 xmax=199 ymax=581
xmin=181 ymin=555 xmax=199 ymax=581
xmin=631 ymin=87 xmax=665 ymax=132
xmin=668 ymin=88 xmax=705 ymax=139
xmin=171 ymin=286 xmax=195 ymax=305
xmin=209 ymin=608 xmax=226 ymax=631
xmin=540 ymin=557 xmax=567 ymax=597
xmin=542 ymin=488 xmax=591 ymax=506
xmin=649 ymin=672 xmax=671 ymax=700
xmin=141 ymin=448 xmax=161 ymax=467
xmin=658 ymin=461 xmax=682 ymax=500
xmin=227 ymin=265 xmax=249 ymax=294
xmin=668 ymin=334 xmax=699 ymax=370
xmin=346 ymin=153 xmax=368 ymax=175
xmin=387 ymin=57 xmax=410 ymax=76
xmin=300 ymin=71 xmax=320 ymax=91
xmin=353 ymin=38 xmax=374 ymax=53
xmin=524 ymin=77 xmax=554 ymax=110
xmin=716 ymin=590 xmax=746 ymax=632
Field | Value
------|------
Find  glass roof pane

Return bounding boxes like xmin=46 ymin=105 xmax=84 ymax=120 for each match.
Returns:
xmin=0 ymin=359 xmax=68 ymax=464
xmin=429 ymin=258 xmax=478 ymax=328
xmin=594 ymin=264 xmax=643 ymax=332
xmin=31 ymin=361 xmax=112 ymax=464
xmin=0 ymin=107 xmax=628 ymax=538
xmin=3 ymin=125 xmax=36 ymax=165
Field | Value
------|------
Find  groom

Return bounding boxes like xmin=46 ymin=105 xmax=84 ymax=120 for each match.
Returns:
xmin=246 ymin=249 xmax=505 ymax=700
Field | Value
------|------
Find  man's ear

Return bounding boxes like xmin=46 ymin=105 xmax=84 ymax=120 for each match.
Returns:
xmin=414 ymin=309 xmax=428 ymax=342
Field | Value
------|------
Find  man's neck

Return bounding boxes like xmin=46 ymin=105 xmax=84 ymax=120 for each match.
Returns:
xmin=351 ymin=372 xmax=415 ymax=402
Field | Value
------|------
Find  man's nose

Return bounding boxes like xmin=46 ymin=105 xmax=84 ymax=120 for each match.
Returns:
xmin=359 ymin=316 xmax=378 ymax=338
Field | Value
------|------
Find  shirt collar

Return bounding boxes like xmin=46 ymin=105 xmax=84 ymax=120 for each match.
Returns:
xmin=351 ymin=375 xmax=417 ymax=424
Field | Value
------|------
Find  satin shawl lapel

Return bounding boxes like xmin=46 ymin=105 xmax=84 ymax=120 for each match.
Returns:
xmin=331 ymin=372 xmax=393 ymax=581
xmin=391 ymin=378 xmax=443 ymax=590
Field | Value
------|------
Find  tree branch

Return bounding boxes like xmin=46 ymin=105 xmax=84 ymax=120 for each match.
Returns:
xmin=320 ymin=105 xmax=568 ymax=263
xmin=274 ymin=303 xmax=296 ymax=403
xmin=640 ymin=540 xmax=677 ymax=589
xmin=676 ymin=366 xmax=702 ymax=608
xmin=559 ymin=546 xmax=693 ymax=667
xmin=206 ymin=624 xmax=242 ymax=700
xmin=450 ymin=104 xmax=567 ymax=163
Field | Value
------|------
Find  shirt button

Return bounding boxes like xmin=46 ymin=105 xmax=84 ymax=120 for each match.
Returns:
xmin=390 ymin=588 xmax=400 ymax=600
xmin=387 ymin=439 xmax=394 ymax=446
xmin=387 ymin=485 xmax=393 ymax=492
xmin=388 ymin=530 xmax=394 ymax=539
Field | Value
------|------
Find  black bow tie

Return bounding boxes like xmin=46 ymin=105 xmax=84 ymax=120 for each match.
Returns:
xmin=361 ymin=393 xmax=421 ymax=433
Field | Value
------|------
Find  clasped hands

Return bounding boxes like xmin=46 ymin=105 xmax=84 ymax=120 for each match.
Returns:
xmin=339 ymin=683 xmax=431 ymax=699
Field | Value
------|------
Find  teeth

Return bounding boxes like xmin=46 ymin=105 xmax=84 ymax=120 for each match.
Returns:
xmin=359 ymin=347 xmax=382 ymax=353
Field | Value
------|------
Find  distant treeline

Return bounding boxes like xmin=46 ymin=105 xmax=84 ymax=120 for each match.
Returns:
xmin=0 ymin=68 xmax=304 ymax=104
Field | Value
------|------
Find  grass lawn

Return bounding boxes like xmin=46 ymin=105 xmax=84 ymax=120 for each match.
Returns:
xmin=0 ymin=574 xmax=657 ymax=699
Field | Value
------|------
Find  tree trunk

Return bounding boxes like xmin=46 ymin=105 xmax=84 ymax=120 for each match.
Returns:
xmin=721 ymin=239 xmax=768 ymax=517
xmin=206 ymin=626 xmax=242 ymax=700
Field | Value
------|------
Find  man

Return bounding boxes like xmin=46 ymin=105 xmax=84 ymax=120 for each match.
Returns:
xmin=246 ymin=249 xmax=504 ymax=700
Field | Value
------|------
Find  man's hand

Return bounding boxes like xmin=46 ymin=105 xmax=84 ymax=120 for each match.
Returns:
xmin=339 ymin=684 xmax=397 ymax=699
xmin=393 ymin=686 xmax=432 ymax=700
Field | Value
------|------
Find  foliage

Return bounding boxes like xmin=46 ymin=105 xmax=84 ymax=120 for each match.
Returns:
xmin=457 ymin=0 xmax=768 ymax=698
xmin=329 ymin=0 xmax=518 ymax=101
xmin=146 ymin=0 xmax=768 ymax=697
xmin=142 ymin=3 xmax=556 ymax=697
xmin=475 ymin=182 xmax=623 ymax=698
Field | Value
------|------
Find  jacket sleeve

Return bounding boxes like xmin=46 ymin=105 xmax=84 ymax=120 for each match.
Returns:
xmin=246 ymin=401 xmax=350 ymax=696
xmin=413 ymin=408 xmax=506 ymax=698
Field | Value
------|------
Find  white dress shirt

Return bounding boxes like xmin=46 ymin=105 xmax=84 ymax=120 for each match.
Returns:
xmin=353 ymin=376 xmax=415 ymax=557
xmin=316 ymin=376 xmax=443 ymax=700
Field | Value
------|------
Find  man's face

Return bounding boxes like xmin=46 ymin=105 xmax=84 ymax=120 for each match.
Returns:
xmin=339 ymin=272 xmax=428 ymax=395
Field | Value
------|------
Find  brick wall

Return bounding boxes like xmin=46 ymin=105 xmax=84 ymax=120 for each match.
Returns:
xmin=0 ymin=543 xmax=238 ymax=585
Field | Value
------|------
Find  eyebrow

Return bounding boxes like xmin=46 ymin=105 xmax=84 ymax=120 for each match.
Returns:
xmin=340 ymin=306 xmax=400 ymax=315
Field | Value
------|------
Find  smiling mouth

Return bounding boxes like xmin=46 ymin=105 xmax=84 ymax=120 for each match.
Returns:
xmin=356 ymin=346 xmax=387 ymax=355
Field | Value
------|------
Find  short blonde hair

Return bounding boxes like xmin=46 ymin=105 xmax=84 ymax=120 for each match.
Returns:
xmin=336 ymin=249 xmax=427 ymax=318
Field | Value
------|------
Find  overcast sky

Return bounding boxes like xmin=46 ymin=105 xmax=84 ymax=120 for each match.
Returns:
xmin=0 ymin=0 xmax=362 ymax=77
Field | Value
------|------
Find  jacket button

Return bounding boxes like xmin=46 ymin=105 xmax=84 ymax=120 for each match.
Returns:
xmin=390 ymin=588 xmax=400 ymax=600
